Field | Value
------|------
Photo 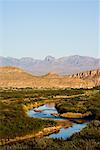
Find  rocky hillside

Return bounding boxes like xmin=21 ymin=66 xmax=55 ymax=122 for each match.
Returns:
xmin=0 ymin=55 xmax=100 ymax=75
xmin=0 ymin=67 xmax=99 ymax=89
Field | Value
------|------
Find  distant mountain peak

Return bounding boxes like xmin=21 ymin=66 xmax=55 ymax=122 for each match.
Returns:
xmin=0 ymin=55 xmax=99 ymax=76
xmin=44 ymin=56 xmax=55 ymax=62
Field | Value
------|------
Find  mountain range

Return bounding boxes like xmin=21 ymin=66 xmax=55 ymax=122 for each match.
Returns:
xmin=0 ymin=55 xmax=100 ymax=75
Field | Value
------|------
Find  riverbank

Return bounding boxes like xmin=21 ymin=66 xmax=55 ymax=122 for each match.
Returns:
xmin=55 ymin=91 xmax=100 ymax=120
xmin=27 ymin=101 xmax=90 ymax=140
xmin=1 ymin=120 xmax=99 ymax=150
xmin=52 ymin=111 xmax=92 ymax=119
xmin=0 ymin=87 xmax=99 ymax=149
xmin=0 ymin=120 xmax=72 ymax=146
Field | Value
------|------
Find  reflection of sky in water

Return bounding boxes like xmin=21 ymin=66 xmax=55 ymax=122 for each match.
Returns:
xmin=27 ymin=103 xmax=88 ymax=139
xmin=27 ymin=103 xmax=64 ymax=120
xmin=48 ymin=123 xmax=87 ymax=139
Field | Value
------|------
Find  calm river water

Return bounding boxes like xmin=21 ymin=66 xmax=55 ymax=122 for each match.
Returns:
xmin=27 ymin=103 xmax=87 ymax=139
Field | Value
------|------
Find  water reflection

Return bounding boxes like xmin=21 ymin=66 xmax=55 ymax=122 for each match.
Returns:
xmin=28 ymin=103 xmax=88 ymax=139
xmin=48 ymin=123 xmax=87 ymax=139
xmin=45 ymin=103 xmax=55 ymax=108
xmin=27 ymin=103 xmax=64 ymax=120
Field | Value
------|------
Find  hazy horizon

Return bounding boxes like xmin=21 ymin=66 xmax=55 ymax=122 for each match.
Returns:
xmin=0 ymin=54 xmax=100 ymax=60
xmin=0 ymin=0 xmax=99 ymax=59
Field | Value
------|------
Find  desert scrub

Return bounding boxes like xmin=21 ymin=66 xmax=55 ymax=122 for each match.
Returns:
xmin=0 ymin=87 xmax=86 ymax=100
xmin=1 ymin=121 xmax=100 ymax=150
xmin=0 ymin=101 xmax=56 ymax=139
xmin=55 ymin=90 xmax=100 ymax=119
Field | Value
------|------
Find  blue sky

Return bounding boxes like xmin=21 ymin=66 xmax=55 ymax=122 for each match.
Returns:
xmin=0 ymin=0 xmax=99 ymax=59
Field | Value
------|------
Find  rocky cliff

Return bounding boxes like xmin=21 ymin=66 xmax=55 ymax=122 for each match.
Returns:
xmin=0 ymin=67 xmax=99 ymax=89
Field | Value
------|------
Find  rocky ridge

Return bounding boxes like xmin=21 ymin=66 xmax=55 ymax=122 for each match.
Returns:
xmin=0 ymin=66 xmax=99 ymax=89
xmin=0 ymin=55 xmax=100 ymax=75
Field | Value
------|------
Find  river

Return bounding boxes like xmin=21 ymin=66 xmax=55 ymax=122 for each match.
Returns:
xmin=27 ymin=102 xmax=88 ymax=139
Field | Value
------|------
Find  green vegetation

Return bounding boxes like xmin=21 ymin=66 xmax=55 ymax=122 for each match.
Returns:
xmin=0 ymin=88 xmax=60 ymax=140
xmin=56 ymin=91 xmax=100 ymax=119
xmin=0 ymin=87 xmax=85 ymax=100
xmin=1 ymin=120 xmax=100 ymax=150
xmin=0 ymin=100 xmax=56 ymax=139
xmin=0 ymin=87 xmax=100 ymax=149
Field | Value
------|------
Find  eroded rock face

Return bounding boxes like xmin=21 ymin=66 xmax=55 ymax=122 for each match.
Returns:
xmin=70 ymin=69 xmax=100 ymax=79
xmin=0 ymin=67 xmax=99 ymax=89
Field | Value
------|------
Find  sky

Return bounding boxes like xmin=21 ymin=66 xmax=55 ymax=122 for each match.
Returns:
xmin=0 ymin=0 xmax=99 ymax=59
